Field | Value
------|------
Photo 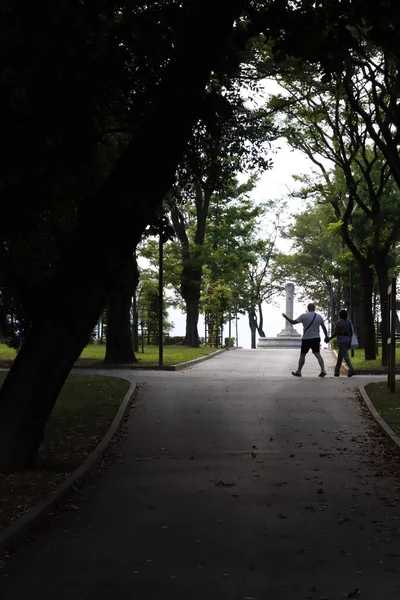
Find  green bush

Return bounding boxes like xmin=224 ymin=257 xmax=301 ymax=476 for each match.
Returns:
xmin=225 ymin=337 xmax=235 ymax=348
xmin=164 ymin=335 xmax=186 ymax=345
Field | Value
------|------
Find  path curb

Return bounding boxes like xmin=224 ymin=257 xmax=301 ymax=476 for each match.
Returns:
xmin=73 ymin=348 xmax=227 ymax=371
xmin=358 ymin=384 xmax=400 ymax=450
xmin=0 ymin=377 xmax=136 ymax=553
xmin=170 ymin=348 xmax=226 ymax=370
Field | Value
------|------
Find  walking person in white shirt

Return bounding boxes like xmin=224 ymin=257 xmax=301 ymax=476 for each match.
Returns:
xmin=282 ymin=303 xmax=329 ymax=378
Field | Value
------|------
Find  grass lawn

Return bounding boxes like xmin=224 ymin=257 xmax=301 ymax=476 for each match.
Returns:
xmin=0 ymin=343 xmax=220 ymax=369
xmin=343 ymin=347 xmax=400 ymax=371
xmin=0 ymin=372 xmax=130 ymax=532
xmin=79 ymin=343 xmax=219 ymax=367
xmin=365 ymin=380 xmax=400 ymax=436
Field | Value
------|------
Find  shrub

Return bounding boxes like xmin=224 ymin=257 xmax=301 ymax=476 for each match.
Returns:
xmin=164 ymin=335 xmax=186 ymax=345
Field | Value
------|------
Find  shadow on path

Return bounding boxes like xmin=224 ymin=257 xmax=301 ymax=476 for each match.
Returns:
xmin=1 ymin=349 xmax=399 ymax=600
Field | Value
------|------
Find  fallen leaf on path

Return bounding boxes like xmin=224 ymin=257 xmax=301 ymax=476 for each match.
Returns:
xmin=344 ymin=589 xmax=360 ymax=598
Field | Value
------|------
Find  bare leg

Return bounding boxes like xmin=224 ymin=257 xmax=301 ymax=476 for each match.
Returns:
xmin=296 ymin=353 xmax=306 ymax=374
xmin=314 ymin=352 xmax=325 ymax=372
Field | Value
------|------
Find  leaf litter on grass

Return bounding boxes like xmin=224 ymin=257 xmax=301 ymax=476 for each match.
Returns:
xmin=0 ymin=373 xmax=130 ymax=535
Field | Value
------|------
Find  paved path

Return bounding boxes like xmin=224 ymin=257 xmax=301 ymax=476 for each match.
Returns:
xmin=2 ymin=349 xmax=400 ymax=600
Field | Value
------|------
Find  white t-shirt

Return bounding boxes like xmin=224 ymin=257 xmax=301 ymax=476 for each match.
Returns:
xmin=295 ymin=312 xmax=324 ymax=339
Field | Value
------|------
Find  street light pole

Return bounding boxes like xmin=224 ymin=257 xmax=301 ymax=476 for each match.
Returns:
xmin=158 ymin=219 xmax=164 ymax=367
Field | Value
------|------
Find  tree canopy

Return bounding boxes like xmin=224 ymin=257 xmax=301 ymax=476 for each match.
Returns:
xmin=2 ymin=0 xmax=400 ymax=471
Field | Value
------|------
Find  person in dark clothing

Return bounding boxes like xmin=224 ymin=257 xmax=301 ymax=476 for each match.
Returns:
xmin=327 ymin=309 xmax=356 ymax=377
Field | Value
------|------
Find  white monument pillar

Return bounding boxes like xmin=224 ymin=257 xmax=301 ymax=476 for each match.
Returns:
xmin=277 ymin=283 xmax=301 ymax=338
xmin=257 ymin=281 xmax=301 ymax=348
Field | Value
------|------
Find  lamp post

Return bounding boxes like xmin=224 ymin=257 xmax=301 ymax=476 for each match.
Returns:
xmin=158 ymin=215 xmax=163 ymax=367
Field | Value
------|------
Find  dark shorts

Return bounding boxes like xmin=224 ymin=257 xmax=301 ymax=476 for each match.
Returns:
xmin=301 ymin=337 xmax=321 ymax=354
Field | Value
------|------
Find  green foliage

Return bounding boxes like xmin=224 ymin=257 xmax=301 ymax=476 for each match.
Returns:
xmin=164 ymin=336 xmax=186 ymax=346
xmin=138 ymin=175 xmax=277 ymax=318
xmin=279 ymin=201 xmax=345 ymax=314
xmin=202 ymin=281 xmax=232 ymax=346
xmin=202 ymin=282 xmax=232 ymax=317
xmin=134 ymin=269 xmax=173 ymax=343
xmin=265 ymin=48 xmax=400 ymax=266
xmin=224 ymin=337 xmax=235 ymax=348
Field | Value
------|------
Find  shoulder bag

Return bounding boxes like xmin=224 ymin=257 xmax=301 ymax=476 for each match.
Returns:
xmin=349 ymin=320 xmax=359 ymax=349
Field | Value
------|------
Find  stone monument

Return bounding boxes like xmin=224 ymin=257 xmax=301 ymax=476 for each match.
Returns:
xmin=257 ymin=282 xmax=302 ymax=348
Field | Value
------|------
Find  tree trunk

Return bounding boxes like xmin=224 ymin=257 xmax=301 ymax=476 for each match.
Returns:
xmin=171 ymin=184 xmax=210 ymax=347
xmin=0 ymin=299 xmax=105 ymax=471
xmin=183 ymin=287 xmax=200 ymax=347
xmin=105 ymin=257 xmax=139 ymax=364
xmin=184 ymin=304 xmax=200 ymax=346
xmin=248 ymin=309 xmax=258 ymax=349
xmin=352 ymin=285 xmax=364 ymax=348
xmin=360 ymin=261 xmax=376 ymax=361
xmin=257 ymin=302 xmax=266 ymax=337
xmin=0 ymin=0 xmax=243 ymax=472
xmin=105 ymin=293 xmax=135 ymax=363
xmin=181 ymin=263 xmax=201 ymax=347
xmin=374 ymin=254 xmax=389 ymax=367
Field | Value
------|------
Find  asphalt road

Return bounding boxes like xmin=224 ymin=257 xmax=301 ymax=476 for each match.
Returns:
xmin=1 ymin=349 xmax=400 ymax=600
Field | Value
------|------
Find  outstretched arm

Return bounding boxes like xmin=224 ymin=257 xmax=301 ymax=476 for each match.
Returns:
xmin=282 ymin=313 xmax=298 ymax=325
